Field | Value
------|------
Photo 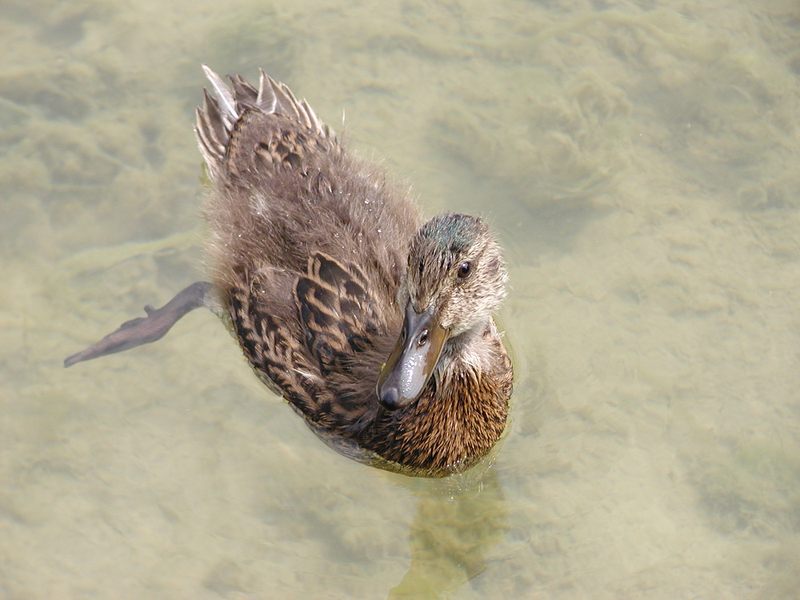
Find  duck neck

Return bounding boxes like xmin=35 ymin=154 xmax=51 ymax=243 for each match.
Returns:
xmin=438 ymin=318 xmax=492 ymax=376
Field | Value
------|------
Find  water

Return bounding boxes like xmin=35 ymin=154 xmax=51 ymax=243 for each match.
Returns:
xmin=2 ymin=1 xmax=799 ymax=597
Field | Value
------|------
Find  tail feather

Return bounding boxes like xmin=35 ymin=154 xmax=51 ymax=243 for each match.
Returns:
xmin=194 ymin=65 xmax=334 ymax=181
xmin=195 ymin=90 xmax=227 ymax=167
xmin=201 ymin=64 xmax=238 ymax=126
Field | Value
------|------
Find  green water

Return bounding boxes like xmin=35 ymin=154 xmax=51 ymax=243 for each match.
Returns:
xmin=2 ymin=1 xmax=799 ymax=597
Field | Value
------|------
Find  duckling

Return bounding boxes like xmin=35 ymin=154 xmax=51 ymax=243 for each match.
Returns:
xmin=65 ymin=66 xmax=513 ymax=476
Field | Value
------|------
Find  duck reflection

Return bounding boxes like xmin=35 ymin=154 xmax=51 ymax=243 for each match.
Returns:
xmin=389 ymin=467 xmax=508 ymax=598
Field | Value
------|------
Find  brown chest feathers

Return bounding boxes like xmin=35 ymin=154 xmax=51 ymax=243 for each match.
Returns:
xmin=360 ymin=358 xmax=512 ymax=475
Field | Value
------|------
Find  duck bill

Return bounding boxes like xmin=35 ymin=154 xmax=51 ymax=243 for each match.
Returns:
xmin=377 ymin=302 xmax=448 ymax=410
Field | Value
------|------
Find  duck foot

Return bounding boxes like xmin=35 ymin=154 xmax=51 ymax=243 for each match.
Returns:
xmin=64 ymin=281 xmax=213 ymax=368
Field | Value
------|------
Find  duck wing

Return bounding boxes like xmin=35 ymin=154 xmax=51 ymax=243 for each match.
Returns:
xmin=227 ymin=251 xmax=391 ymax=430
xmin=297 ymin=252 xmax=383 ymax=374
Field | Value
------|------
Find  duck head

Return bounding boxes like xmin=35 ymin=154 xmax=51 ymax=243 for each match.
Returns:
xmin=377 ymin=213 xmax=508 ymax=410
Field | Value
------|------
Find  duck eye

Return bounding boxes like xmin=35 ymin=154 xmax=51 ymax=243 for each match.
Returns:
xmin=457 ymin=261 xmax=471 ymax=279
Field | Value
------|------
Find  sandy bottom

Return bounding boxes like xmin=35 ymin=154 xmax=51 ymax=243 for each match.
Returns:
xmin=1 ymin=0 xmax=799 ymax=597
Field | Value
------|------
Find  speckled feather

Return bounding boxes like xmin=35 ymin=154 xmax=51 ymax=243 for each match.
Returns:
xmin=196 ymin=67 xmax=512 ymax=475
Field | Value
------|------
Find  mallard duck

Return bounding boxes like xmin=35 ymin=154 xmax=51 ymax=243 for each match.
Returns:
xmin=65 ymin=66 xmax=513 ymax=476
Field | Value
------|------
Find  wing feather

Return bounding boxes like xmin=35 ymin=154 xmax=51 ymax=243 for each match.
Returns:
xmin=297 ymin=252 xmax=382 ymax=375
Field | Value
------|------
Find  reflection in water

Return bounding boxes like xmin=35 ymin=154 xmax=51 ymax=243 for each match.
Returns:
xmin=389 ymin=469 xmax=507 ymax=598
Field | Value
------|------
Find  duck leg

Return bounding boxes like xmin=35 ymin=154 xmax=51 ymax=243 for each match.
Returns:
xmin=64 ymin=281 xmax=214 ymax=368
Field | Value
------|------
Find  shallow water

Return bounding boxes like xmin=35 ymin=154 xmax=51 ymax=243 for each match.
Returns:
xmin=2 ymin=0 xmax=799 ymax=597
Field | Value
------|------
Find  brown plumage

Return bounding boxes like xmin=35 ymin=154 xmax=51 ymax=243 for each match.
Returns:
xmin=64 ymin=66 xmax=513 ymax=477
xmin=196 ymin=66 xmax=512 ymax=476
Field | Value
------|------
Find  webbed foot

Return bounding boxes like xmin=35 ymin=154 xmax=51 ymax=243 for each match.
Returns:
xmin=64 ymin=281 xmax=213 ymax=367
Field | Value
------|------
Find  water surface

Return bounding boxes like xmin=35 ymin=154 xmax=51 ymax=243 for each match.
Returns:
xmin=2 ymin=1 xmax=799 ymax=597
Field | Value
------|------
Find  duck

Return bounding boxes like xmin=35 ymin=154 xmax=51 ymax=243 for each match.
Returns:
xmin=64 ymin=66 xmax=513 ymax=477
